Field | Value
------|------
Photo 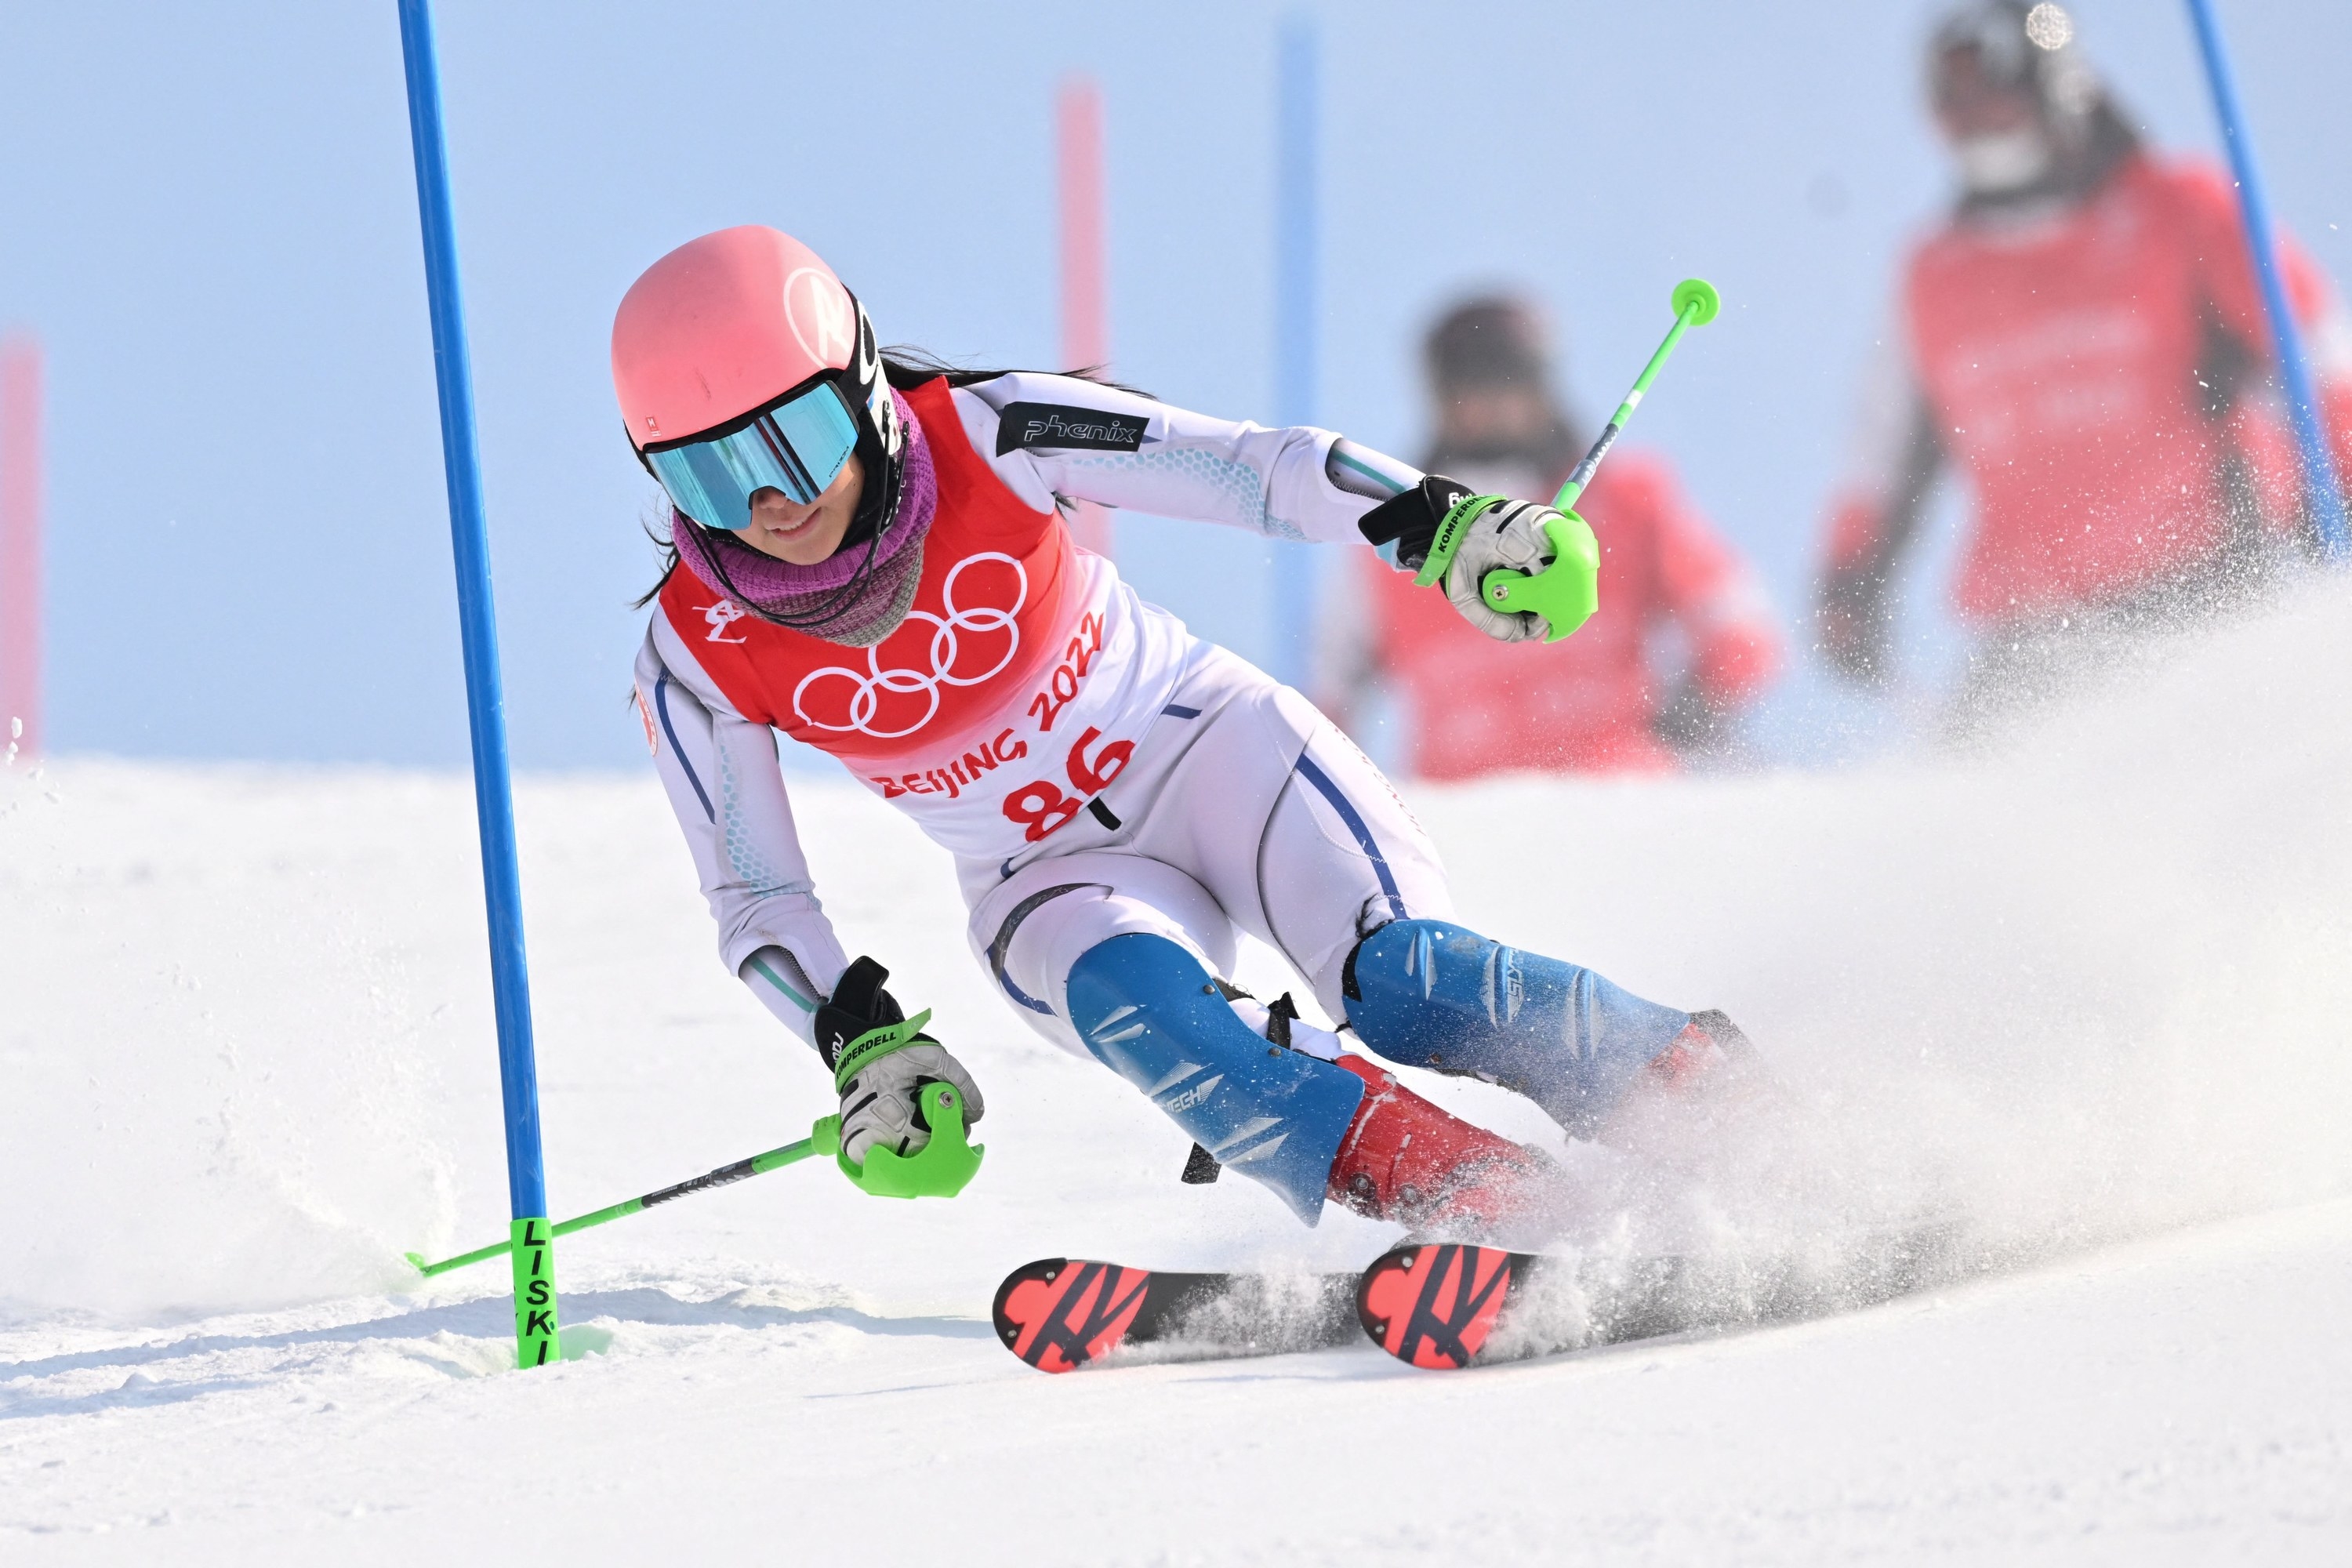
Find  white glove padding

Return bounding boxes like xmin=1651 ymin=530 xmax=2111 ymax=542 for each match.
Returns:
xmin=1443 ymin=499 xmax=1570 ymax=643
xmin=837 ymin=1040 xmax=986 ymax=1166
xmin=815 ymin=956 xmax=985 ymax=1165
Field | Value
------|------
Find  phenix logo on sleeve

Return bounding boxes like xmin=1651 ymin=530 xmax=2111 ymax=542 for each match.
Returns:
xmin=995 ymin=403 xmax=1149 ymax=456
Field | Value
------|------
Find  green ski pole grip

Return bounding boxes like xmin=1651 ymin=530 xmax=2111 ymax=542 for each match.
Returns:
xmin=1478 ymin=511 xmax=1602 ymax=642
xmin=814 ymin=1081 xmax=985 ymax=1199
xmin=510 ymin=1217 xmax=561 ymax=1368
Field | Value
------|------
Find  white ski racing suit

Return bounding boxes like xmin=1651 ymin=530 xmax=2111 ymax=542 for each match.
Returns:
xmin=632 ymin=372 xmax=1448 ymax=1055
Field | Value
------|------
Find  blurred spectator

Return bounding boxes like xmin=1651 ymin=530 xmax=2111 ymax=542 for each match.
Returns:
xmin=1817 ymin=0 xmax=2352 ymax=717
xmin=1316 ymin=295 xmax=1780 ymax=779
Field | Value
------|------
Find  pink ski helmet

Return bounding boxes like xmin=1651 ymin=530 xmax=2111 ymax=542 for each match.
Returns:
xmin=612 ymin=226 xmax=903 ymax=536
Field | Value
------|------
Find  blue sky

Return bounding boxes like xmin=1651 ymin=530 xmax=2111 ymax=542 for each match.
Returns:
xmin=2 ymin=1 xmax=2346 ymax=768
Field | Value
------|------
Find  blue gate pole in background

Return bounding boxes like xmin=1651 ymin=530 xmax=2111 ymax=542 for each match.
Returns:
xmin=1271 ymin=16 xmax=1320 ymax=688
xmin=394 ymin=0 xmax=561 ymax=1369
xmin=2183 ymin=0 xmax=2349 ymax=558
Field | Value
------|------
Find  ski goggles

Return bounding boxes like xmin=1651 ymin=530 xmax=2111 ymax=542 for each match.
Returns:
xmin=641 ymin=376 xmax=862 ymax=532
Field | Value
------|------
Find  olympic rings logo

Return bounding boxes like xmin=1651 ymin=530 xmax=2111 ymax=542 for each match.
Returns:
xmin=791 ymin=553 xmax=1028 ymax=739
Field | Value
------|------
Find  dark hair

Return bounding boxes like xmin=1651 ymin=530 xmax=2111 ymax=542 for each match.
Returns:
xmin=1425 ymin=296 xmax=1552 ymax=390
xmin=881 ymin=344 xmax=1151 ymax=399
xmin=632 ymin=351 xmax=1148 ymax=609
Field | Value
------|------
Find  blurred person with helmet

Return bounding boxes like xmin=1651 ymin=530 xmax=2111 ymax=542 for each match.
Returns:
xmin=1317 ymin=294 xmax=1782 ymax=779
xmin=1817 ymin=0 xmax=2352 ymax=721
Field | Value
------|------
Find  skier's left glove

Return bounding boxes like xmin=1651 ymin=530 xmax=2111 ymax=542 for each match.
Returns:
xmin=1358 ymin=477 xmax=1591 ymax=641
xmin=1356 ymin=474 xmax=1475 ymax=570
xmin=814 ymin=956 xmax=985 ymax=1165
xmin=1435 ymin=498 xmax=1589 ymax=644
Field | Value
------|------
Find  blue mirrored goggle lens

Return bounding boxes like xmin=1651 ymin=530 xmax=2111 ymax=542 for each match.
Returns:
xmin=645 ymin=380 xmax=860 ymax=532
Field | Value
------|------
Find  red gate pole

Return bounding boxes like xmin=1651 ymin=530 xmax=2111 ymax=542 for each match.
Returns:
xmin=1057 ymin=76 xmax=1114 ymax=559
xmin=0 ymin=336 xmax=40 ymax=761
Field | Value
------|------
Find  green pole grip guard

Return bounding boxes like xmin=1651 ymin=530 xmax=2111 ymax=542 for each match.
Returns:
xmin=1476 ymin=512 xmax=1602 ymax=643
xmin=1671 ymin=277 xmax=1720 ymax=325
xmin=510 ymin=1216 xmax=561 ymax=1368
xmin=812 ymin=1080 xmax=984 ymax=1200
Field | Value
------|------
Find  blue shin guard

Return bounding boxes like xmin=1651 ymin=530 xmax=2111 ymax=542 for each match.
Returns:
xmin=1064 ymin=934 xmax=1365 ymax=1225
xmin=1342 ymin=919 xmax=1690 ymax=1138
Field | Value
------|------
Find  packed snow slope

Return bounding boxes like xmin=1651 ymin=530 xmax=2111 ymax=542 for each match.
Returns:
xmin=7 ymin=581 xmax=2352 ymax=1564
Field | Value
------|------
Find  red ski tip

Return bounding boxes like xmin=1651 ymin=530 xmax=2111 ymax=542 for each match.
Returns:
xmin=992 ymin=1258 xmax=1156 ymax=1374
xmin=1356 ymin=1243 xmax=1521 ymax=1370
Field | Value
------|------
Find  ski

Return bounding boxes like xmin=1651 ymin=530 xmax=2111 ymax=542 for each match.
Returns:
xmin=992 ymin=1258 xmax=1359 ymax=1373
xmin=1357 ymin=1222 xmax=1969 ymax=1370
xmin=996 ymin=1221 xmax=1968 ymax=1375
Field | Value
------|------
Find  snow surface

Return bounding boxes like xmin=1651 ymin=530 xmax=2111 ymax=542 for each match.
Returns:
xmin=8 ymin=583 xmax=2352 ymax=1563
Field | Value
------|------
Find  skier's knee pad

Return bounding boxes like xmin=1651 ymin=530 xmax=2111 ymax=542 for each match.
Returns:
xmin=1341 ymin=918 xmax=1690 ymax=1137
xmin=1064 ymin=933 xmax=1365 ymax=1225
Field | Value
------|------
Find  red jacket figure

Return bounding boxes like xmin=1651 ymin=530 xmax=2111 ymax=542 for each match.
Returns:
xmin=1819 ymin=2 xmax=2352 ymax=689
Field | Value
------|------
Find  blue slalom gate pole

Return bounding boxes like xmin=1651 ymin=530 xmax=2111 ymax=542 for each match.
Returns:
xmin=394 ymin=0 xmax=561 ymax=1368
xmin=2183 ymin=0 xmax=2350 ymax=558
xmin=1271 ymin=16 xmax=1319 ymax=688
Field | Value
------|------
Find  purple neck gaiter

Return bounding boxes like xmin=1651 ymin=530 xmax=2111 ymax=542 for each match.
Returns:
xmin=671 ymin=388 xmax=938 ymax=648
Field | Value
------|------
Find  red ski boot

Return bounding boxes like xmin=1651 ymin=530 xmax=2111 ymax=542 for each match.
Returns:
xmin=1599 ymin=1009 xmax=1776 ymax=1156
xmin=1325 ymin=1056 xmax=1574 ymax=1243
xmin=1641 ymin=1010 xmax=1760 ymax=1091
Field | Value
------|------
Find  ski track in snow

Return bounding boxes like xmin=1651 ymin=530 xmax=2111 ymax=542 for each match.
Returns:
xmin=7 ymin=582 xmax=2352 ymax=1562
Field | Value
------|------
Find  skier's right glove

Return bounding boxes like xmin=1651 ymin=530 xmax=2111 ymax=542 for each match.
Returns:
xmin=815 ymin=956 xmax=985 ymax=1166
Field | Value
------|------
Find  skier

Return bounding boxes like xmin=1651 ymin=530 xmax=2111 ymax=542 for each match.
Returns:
xmin=616 ymin=226 xmax=1753 ymax=1243
xmin=1318 ymin=295 xmax=1780 ymax=777
xmin=1817 ymin=0 xmax=2352 ymax=714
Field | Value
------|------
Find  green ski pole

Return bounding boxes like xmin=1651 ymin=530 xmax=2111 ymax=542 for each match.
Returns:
xmin=408 ymin=1137 xmax=820 ymax=1278
xmin=408 ymin=1083 xmax=983 ymax=1278
xmin=1414 ymin=278 xmax=1721 ymax=642
xmin=1548 ymin=277 xmax=1720 ymax=517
